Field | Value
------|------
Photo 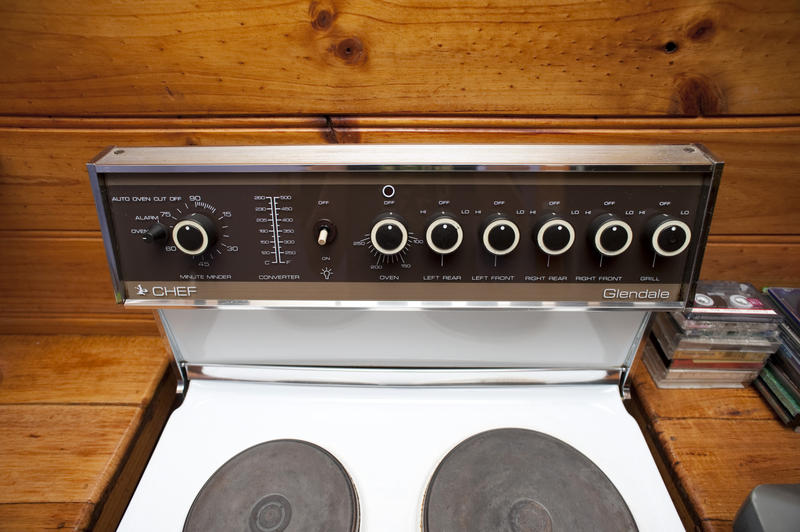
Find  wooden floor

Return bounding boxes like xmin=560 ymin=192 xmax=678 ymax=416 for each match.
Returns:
xmin=0 ymin=335 xmax=174 ymax=531
xmin=629 ymin=352 xmax=800 ymax=531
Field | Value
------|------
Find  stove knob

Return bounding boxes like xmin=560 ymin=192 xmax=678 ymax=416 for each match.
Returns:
xmin=425 ymin=214 xmax=463 ymax=255
xmin=481 ymin=214 xmax=520 ymax=256
xmin=534 ymin=214 xmax=575 ymax=256
xmin=647 ymin=214 xmax=692 ymax=257
xmin=172 ymin=213 xmax=218 ymax=255
xmin=590 ymin=214 xmax=633 ymax=257
xmin=370 ymin=213 xmax=408 ymax=255
xmin=142 ymin=223 xmax=168 ymax=243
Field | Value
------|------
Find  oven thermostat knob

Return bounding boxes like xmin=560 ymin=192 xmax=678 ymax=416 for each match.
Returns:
xmin=533 ymin=214 xmax=575 ymax=256
xmin=370 ymin=213 xmax=408 ymax=256
xmin=426 ymin=214 xmax=463 ymax=255
xmin=646 ymin=214 xmax=692 ymax=257
xmin=172 ymin=213 xmax=218 ymax=255
xmin=481 ymin=214 xmax=520 ymax=256
xmin=590 ymin=214 xmax=633 ymax=257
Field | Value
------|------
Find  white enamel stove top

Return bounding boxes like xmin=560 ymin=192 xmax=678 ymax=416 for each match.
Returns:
xmin=118 ymin=378 xmax=682 ymax=531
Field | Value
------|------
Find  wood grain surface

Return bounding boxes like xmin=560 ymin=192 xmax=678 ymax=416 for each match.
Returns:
xmin=0 ymin=335 xmax=172 ymax=531
xmin=0 ymin=405 xmax=143 ymax=503
xmin=630 ymin=356 xmax=800 ymax=531
xmin=0 ymin=335 xmax=169 ymax=404
xmin=0 ymin=503 xmax=89 ymax=532
xmin=1 ymin=1 xmax=799 ymax=116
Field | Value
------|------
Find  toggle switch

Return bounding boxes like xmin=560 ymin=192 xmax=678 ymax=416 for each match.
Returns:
xmin=313 ymin=219 xmax=337 ymax=246
xmin=317 ymin=227 xmax=329 ymax=246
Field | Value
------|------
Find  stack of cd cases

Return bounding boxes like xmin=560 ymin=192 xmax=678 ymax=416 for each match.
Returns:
xmin=756 ymin=288 xmax=800 ymax=431
xmin=644 ymin=281 xmax=781 ymax=388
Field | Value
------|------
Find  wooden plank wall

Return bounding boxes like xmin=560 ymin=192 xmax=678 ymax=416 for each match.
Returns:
xmin=0 ymin=1 xmax=798 ymax=335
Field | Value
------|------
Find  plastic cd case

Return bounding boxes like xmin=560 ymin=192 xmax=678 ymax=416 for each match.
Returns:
xmin=767 ymin=287 xmax=800 ymax=335
xmin=671 ymin=311 xmax=780 ymax=336
xmin=753 ymin=377 xmax=800 ymax=429
xmin=780 ymin=323 xmax=800 ymax=355
xmin=653 ymin=313 xmax=779 ymax=355
xmin=643 ymin=336 xmax=759 ymax=389
xmin=774 ymin=328 xmax=800 ymax=384
xmin=685 ymin=281 xmax=781 ymax=323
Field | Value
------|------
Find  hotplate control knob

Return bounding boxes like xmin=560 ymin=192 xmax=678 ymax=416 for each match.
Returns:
xmin=534 ymin=214 xmax=575 ymax=256
xmin=481 ymin=214 xmax=520 ymax=256
xmin=646 ymin=214 xmax=692 ymax=257
xmin=590 ymin=214 xmax=633 ymax=257
xmin=370 ymin=213 xmax=408 ymax=256
xmin=426 ymin=214 xmax=463 ymax=255
xmin=172 ymin=213 xmax=218 ymax=256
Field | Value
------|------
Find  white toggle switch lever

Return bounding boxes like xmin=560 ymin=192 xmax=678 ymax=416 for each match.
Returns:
xmin=317 ymin=228 xmax=329 ymax=246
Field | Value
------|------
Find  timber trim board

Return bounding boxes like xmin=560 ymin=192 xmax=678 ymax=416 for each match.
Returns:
xmin=1 ymin=0 xmax=799 ymax=116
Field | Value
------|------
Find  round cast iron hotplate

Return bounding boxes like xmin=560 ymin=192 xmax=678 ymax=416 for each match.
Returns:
xmin=184 ymin=439 xmax=358 ymax=532
xmin=423 ymin=428 xmax=637 ymax=532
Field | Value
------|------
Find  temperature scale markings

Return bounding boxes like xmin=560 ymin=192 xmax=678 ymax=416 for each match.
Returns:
xmin=267 ymin=196 xmax=284 ymax=264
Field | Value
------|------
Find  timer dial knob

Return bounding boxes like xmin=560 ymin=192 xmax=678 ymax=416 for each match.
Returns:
xmin=481 ymin=215 xmax=520 ymax=256
xmin=647 ymin=214 xmax=692 ymax=257
xmin=590 ymin=214 xmax=633 ymax=257
xmin=425 ymin=214 xmax=463 ymax=255
xmin=534 ymin=214 xmax=575 ymax=256
xmin=172 ymin=213 xmax=218 ymax=256
xmin=370 ymin=213 xmax=408 ymax=255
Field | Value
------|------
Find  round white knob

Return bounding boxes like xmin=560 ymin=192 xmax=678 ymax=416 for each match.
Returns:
xmin=534 ymin=216 xmax=575 ymax=256
xmin=425 ymin=216 xmax=463 ymax=255
xmin=172 ymin=213 xmax=217 ymax=256
xmin=648 ymin=215 xmax=692 ymax=257
xmin=481 ymin=216 xmax=520 ymax=256
xmin=370 ymin=215 xmax=408 ymax=255
xmin=590 ymin=214 xmax=633 ymax=257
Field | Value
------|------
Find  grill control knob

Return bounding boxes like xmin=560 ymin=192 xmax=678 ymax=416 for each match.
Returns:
xmin=534 ymin=214 xmax=575 ymax=256
xmin=172 ymin=213 xmax=218 ymax=255
xmin=481 ymin=214 xmax=520 ymax=256
xmin=646 ymin=214 xmax=692 ymax=257
xmin=425 ymin=214 xmax=463 ymax=255
xmin=590 ymin=214 xmax=633 ymax=257
xmin=370 ymin=213 xmax=408 ymax=255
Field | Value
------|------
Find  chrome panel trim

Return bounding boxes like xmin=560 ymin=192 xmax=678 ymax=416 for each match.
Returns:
xmin=155 ymin=309 xmax=188 ymax=399
xmin=92 ymin=144 xmax=715 ymax=173
xmin=620 ymin=311 xmax=654 ymax=395
xmin=184 ymin=364 xmax=623 ymax=387
xmin=87 ymin=153 xmax=124 ymax=303
xmin=95 ymin=163 xmax=712 ymax=174
xmin=125 ymin=299 xmax=686 ymax=311
xmin=685 ymin=151 xmax=724 ymax=304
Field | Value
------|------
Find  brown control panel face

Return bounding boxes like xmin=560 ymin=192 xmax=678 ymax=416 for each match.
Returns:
xmin=98 ymin=170 xmax=715 ymax=306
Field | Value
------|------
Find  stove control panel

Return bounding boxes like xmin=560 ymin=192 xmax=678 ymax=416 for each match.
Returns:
xmin=89 ymin=145 xmax=721 ymax=308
